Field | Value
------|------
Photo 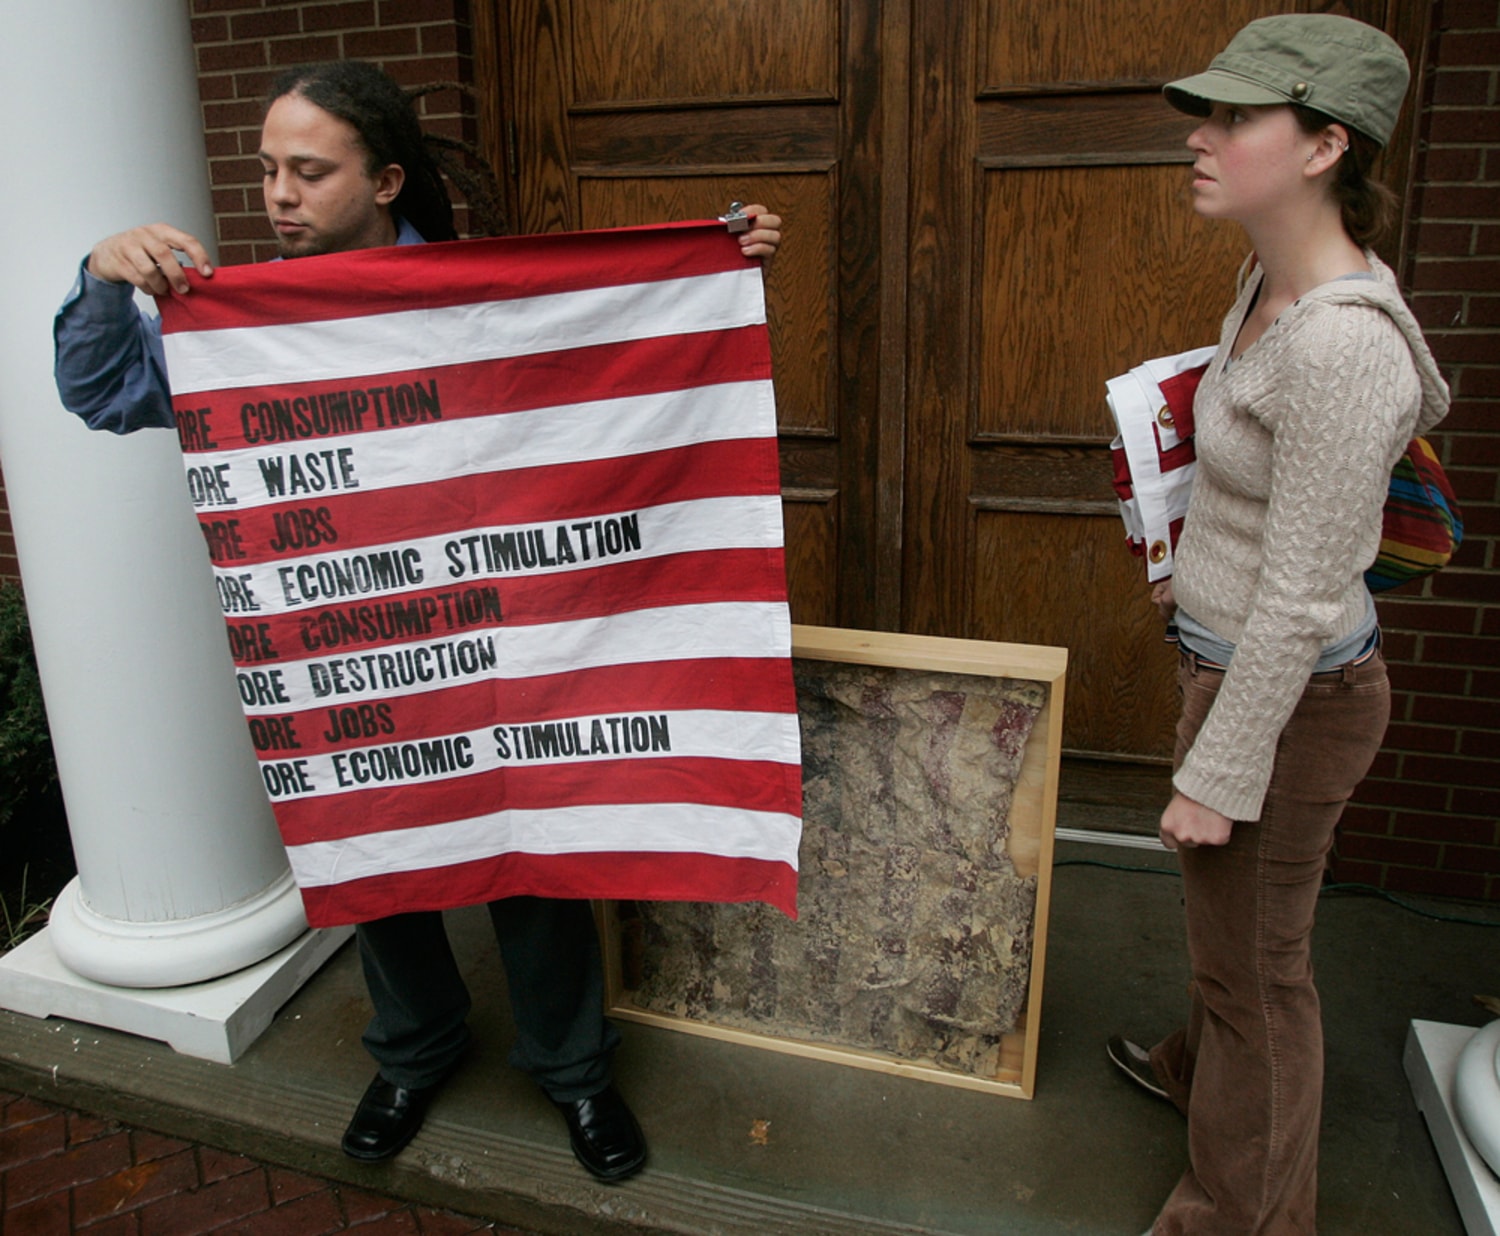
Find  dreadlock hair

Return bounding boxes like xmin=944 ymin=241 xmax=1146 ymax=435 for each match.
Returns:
xmin=404 ymin=81 xmax=508 ymax=238
xmin=266 ymin=61 xmax=458 ymax=243
xmin=1291 ymin=105 xmax=1400 ymax=249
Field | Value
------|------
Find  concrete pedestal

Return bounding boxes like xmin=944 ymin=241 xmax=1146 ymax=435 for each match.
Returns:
xmin=0 ymin=925 xmax=352 ymax=1064
xmin=1405 ymin=1019 xmax=1500 ymax=1236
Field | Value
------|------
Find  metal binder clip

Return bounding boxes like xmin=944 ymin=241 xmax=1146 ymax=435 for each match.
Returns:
xmin=720 ymin=201 xmax=750 ymax=234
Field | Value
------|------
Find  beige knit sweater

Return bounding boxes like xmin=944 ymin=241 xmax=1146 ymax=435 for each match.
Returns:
xmin=1171 ymin=253 xmax=1450 ymax=822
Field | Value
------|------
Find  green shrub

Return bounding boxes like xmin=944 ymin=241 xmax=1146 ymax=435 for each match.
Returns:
xmin=0 ymin=581 xmax=59 ymax=831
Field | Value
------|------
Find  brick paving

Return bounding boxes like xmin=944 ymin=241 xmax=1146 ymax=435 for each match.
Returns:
xmin=0 ymin=1089 xmax=534 ymax=1235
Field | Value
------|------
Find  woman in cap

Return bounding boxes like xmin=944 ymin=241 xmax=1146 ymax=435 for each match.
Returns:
xmin=1105 ymin=15 xmax=1450 ymax=1234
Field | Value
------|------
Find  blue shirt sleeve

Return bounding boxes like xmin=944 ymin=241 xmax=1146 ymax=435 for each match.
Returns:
xmin=53 ymin=219 xmax=425 ymax=435
xmin=52 ymin=258 xmax=175 ymax=435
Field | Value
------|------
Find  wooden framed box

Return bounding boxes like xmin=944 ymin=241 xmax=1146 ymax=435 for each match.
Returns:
xmin=600 ymin=624 xmax=1067 ymax=1099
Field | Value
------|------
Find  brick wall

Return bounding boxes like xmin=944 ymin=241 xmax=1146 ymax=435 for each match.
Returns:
xmin=0 ymin=494 xmax=16 ymax=582
xmin=191 ymin=0 xmax=481 ymax=266
xmin=1334 ymin=0 xmax=1500 ymax=900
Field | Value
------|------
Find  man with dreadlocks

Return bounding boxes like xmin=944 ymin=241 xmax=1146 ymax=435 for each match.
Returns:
xmin=53 ymin=59 xmax=782 ymax=1183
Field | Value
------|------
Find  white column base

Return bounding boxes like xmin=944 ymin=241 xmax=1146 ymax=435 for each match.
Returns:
xmin=0 ymin=922 xmax=352 ymax=1064
xmin=1405 ymin=1019 xmax=1500 ymax=1236
xmin=1458 ymin=1020 xmax=1500 ymax=1180
xmin=45 ymin=874 xmax=309 ymax=990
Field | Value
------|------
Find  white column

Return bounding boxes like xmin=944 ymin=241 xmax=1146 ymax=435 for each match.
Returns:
xmin=0 ymin=2 xmax=309 ymax=988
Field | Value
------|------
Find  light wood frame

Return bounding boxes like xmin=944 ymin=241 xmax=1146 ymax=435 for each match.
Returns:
xmin=600 ymin=623 xmax=1067 ymax=1099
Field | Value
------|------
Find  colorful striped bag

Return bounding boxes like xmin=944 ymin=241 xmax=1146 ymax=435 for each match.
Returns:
xmin=1366 ymin=435 xmax=1465 ymax=592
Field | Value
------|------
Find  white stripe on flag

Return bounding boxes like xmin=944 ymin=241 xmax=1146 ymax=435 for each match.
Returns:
xmin=236 ymin=600 xmax=792 ymax=715
xmin=221 ymin=494 xmax=786 ymax=613
xmin=202 ymin=380 xmax=775 ymax=512
xmin=286 ymin=801 xmax=804 ymax=887
xmin=163 ymin=268 xmax=767 ymax=393
xmin=263 ymin=708 xmax=803 ymax=802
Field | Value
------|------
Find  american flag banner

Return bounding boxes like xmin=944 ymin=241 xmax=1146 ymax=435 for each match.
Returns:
xmin=1106 ymin=346 xmax=1216 ymax=583
xmin=156 ymin=221 xmax=802 ymax=927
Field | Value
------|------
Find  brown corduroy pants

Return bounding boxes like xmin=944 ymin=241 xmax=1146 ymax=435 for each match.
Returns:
xmin=1148 ymin=649 xmax=1390 ymax=1236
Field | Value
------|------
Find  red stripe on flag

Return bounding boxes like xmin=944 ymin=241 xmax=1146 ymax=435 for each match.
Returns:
xmin=209 ymin=439 xmax=780 ymax=565
xmin=173 ymin=328 xmax=771 ymax=452
xmin=297 ymin=850 xmax=799 ymax=927
xmin=274 ymin=757 xmax=804 ymax=844
xmin=231 ymin=547 xmax=788 ymax=670
xmin=257 ymin=657 xmax=796 ymax=756
xmin=159 ymin=222 xmax=751 ymax=334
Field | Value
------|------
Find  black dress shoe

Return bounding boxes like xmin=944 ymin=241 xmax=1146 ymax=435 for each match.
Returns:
xmin=341 ymin=1072 xmax=446 ymax=1161
xmin=551 ymin=1084 xmax=647 ymax=1182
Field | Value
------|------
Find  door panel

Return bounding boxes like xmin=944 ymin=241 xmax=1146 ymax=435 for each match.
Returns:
xmin=977 ymin=163 xmax=1247 ymax=442
xmin=570 ymin=0 xmax=839 ymax=107
xmin=982 ymin=0 xmax=1280 ymax=89
xmin=971 ymin=511 xmax=1180 ymax=758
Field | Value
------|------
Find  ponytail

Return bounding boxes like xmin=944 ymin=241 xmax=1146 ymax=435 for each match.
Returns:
xmin=1291 ymin=105 xmax=1399 ymax=248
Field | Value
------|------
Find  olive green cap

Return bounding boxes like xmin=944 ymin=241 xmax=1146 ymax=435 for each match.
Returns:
xmin=1163 ymin=13 xmax=1410 ymax=147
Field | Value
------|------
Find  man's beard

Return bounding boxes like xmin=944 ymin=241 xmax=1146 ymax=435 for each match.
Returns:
xmin=276 ymin=234 xmax=328 ymax=259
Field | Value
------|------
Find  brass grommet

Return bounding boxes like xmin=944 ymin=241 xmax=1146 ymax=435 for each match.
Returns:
xmin=1149 ymin=540 xmax=1168 ymax=564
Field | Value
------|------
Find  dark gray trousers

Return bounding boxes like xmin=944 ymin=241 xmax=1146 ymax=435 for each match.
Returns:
xmin=355 ymin=896 xmax=619 ymax=1101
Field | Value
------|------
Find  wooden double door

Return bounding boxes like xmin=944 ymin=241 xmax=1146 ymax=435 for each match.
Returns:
xmin=476 ymin=0 xmax=1417 ymax=765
